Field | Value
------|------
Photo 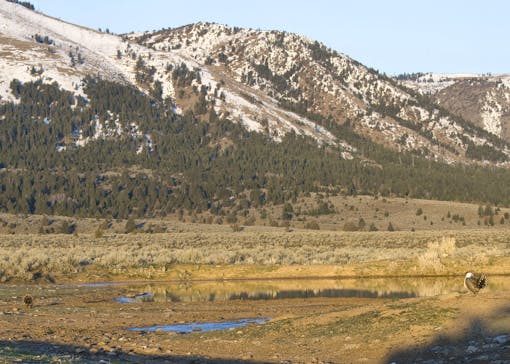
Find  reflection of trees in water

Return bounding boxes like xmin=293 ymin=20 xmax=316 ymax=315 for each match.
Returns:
xmin=347 ymin=278 xmax=459 ymax=297
xmin=229 ymin=289 xmax=416 ymax=300
xmin=121 ymin=277 xmax=508 ymax=303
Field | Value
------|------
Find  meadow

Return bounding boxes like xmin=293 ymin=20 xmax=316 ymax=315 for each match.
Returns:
xmin=1 ymin=225 xmax=509 ymax=283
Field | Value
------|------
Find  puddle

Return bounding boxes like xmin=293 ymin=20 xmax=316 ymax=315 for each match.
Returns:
xmin=76 ymin=282 xmax=124 ymax=288
xmin=2 ymin=276 xmax=508 ymax=306
xmin=109 ymin=276 xmax=487 ymax=303
xmin=127 ymin=318 xmax=268 ymax=333
xmin=116 ymin=292 xmax=154 ymax=303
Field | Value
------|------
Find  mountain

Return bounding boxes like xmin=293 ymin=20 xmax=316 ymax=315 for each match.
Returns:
xmin=2 ymin=1 xmax=510 ymax=164
xmin=2 ymin=0 xmax=510 ymax=219
xmin=399 ymin=72 xmax=510 ymax=143
xmin=127 ymin=23 xmax=510 ymax=165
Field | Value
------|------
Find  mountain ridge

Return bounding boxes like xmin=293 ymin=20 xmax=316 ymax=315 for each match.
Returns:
xmin=1 ymin=0 xmax=510 ymax=165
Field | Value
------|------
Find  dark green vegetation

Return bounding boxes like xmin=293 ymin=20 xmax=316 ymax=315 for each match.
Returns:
xmin=6 ymin=0 xmax=34 ymax=10
xmin=2 ymin=78 xmax=510 ymax=219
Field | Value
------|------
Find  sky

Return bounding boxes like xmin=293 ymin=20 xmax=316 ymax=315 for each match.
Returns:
xmin=29 ymin=0 xmax=510 ymax=75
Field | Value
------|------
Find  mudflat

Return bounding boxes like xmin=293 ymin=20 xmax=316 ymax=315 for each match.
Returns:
xmin=1 ymin=276 xmax=509 ymax=363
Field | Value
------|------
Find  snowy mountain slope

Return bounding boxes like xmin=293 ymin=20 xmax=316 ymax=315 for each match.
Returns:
xmin=134 ymin=22 xmax=510 ymax=164
xmin=0 ymin=1 xmax=344 ymax=151
xmin=397 ymin=73 xmax=480 ymax=95
xmin=1 ymin=1 xmax=510 ymax=164
xmin=397 ymin=73 xmax=510 ymax=142
xmin=433 ymin=76 xmax=510 ymax=142
xmin=0 ymin=0 xmax=127 ymax=101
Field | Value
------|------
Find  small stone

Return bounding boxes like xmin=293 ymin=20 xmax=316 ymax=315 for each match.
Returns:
xmin=475 ymin=355 xmax=489 ymax=361
xmin=466 ymin=345 xmax=478 ymax=354
xmin=493 ymin=335 xmax=509 ymax=345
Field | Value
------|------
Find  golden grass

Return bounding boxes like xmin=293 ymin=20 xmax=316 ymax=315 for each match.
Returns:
xmin=1 ymin=227 xmax=510 ymax=282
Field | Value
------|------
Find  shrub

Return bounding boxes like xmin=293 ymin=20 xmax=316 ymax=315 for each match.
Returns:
xmin=387 ymin=222 xmax=395 ymax=231
xmin=304 ymin=221 xmax=320 ymax=230
xmin=243 ymin=216 xmax=256 ymax=226
xmin=343 ymin=221 xmax=359 ymax=232
xmin=59 ymin=221 xmax=76 ymax=234
xmin=230 ymin=223 xmax=242 ymax=232
xmin=125 ymin=217 xmax=136 ymax=233
xmin=94 ymin=228 xmax=104 ymax=238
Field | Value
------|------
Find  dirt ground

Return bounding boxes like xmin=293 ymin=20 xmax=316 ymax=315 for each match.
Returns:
xmin=1 ymin=278 xmax=509 ymax=363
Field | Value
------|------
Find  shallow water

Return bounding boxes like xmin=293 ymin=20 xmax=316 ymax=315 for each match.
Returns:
xmin=127 ymin=318 xmax=269 ymax=333
xmin=1 ymin=276 xmax=507 ymax=305
xmin=116 ymin=292 xmax=154 ymax=303
xmin=110 ymin=275 xmax=509 ymax=303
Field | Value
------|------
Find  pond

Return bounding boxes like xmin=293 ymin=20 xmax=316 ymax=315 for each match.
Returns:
xmin=0 ymin=275 xmax=506 ymax=305
xmin=110 ymin=275 xmax=507 ymax=303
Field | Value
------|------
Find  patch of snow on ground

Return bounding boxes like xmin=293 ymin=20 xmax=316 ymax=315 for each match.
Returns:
xmin=481 ymin=90 xmax=503 ymax=136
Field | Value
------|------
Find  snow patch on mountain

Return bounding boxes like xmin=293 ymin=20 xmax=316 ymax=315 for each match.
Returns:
xmin=72 ymin=112 xmax=152 ymax=154
xmin=399 ymin=73 xmax=481 ymax=95
xmin=481 ymin=90 xmax=503 ymax=136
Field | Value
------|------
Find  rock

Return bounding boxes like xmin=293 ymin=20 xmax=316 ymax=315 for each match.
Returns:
xmin=466 ymin=345 xmax=478 ymax=354
xmin=475 ymin=355 xmax=489 ymax=361
xmin=493 ymin=335 xmax=509 ymax=345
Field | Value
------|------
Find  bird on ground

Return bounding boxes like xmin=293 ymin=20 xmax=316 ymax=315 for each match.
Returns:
xmin=464 ymin=272 xmax=487 ymax=294
xmin=23 ymin=294 xmax=33 ymax=308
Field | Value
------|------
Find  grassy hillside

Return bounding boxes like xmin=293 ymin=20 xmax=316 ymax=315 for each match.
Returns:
xmin=1 ymin=195 xmax=510 ymax=282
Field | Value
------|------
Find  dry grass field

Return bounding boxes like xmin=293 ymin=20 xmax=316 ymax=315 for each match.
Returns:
xmin=1 ymin=219 xmax=509 ymax=283
xmin=1 ymin=194 xmax=510 ymax=283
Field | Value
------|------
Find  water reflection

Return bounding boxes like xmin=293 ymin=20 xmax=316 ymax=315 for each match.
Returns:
xmin=116 ymin=292 xmax=154 ymax=303
xmin=2 ymin=276 xmax=507 ymax=305
xmin=127 ymin=318 xmax=268 ymax=334
xmin=228 ymin=288 xmax=415 ymax=300
xmin=115 ymin=276 xmax=482 ymax=303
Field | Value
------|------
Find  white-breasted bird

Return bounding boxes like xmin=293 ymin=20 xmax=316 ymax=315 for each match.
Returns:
xmin=464 ymin=272 xmax=487 ymax=294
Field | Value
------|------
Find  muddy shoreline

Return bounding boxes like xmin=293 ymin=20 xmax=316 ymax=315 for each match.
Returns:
xmin=1 ymin=274 xmax=509 ymax=363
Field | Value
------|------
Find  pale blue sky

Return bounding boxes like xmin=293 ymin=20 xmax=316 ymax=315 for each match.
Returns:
xmin=30 ymin=0 xmax=510 ymax=75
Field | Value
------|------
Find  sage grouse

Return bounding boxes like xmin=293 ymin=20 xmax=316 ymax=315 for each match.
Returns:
xmin=23 ymin=294 xmax=33 ymax=308
xmin=464 ymin=272 xmax=487 ymax=294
